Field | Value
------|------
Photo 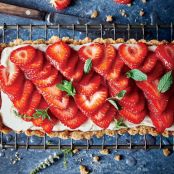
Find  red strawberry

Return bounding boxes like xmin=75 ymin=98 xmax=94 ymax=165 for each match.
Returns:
xmin=50 ymin=0 xmax=71 ymax=10
xmin=156 ymin=44 xmax=174 ymax=70
xmin=105 ymin=57 xmax=124 ymax=81
xmin=38 ymin=98 xmax=49 ymax=109
xmin=75 ymin=71 xmax=101 ymax=96
xmin=22 ymin=50 xmax=44 ymax=75
xmin=92 ymin=106 xmax=116 ymax=128
xmin=114 ymin=0 xmax=132 ymax=4
xmin=33 ymin=68 xmax=58 ymax=87
xmin=10 ymin=45 xmax=36 ymax=66
xmin=46 ymin=41 xmax=71 ymax=68
xmin=41 ymin=117 xmax=57 ymax=133
xmin=32 ymin=117 xmax=44 ymax=127
xmin=119 ymin=43 xmax=148 ymax=68
xmin=94 ymin=44 xmax=116 ymax=76
xmin=13 ymin=80 xmax=34 ymax=113
xmin=119 ymin=109 xmax=147 ymax=124
xmin=75 ymin=87 xmax=108 ymax=114
xmin=139 ymin=51 xmax=157 ymax=73
xmin=78 ymin=43 xmax=104 ymax=65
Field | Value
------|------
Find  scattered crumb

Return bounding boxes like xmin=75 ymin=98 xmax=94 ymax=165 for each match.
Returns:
xmin=92 ymin=156 xmax=100 ymax=162
xmin=79 ymin=165 xmax=89 ymax=174
xmin=100 ymin=149 xmax=109 ymax=155
xmin=91 ymin=10 xmax=98 ymax=19
xmin=106 ymin=15 xmax=113 ymax=22
xmin=114 ymin=154 xmax=122 ymax=161
xmin=127 ymin=3 xmax=132 ymax=7
xmin=73 ymin=149 xmax=79 ymax=154
xmin=163 ymin=148 xmax=171 ymax=157
xmin=139 ymin=9 xmax=145 ymax=16
xmin=119 ymin=9 xmax=128 ymax=17
xmin=141 ymin=0 xmax=147 ymax=3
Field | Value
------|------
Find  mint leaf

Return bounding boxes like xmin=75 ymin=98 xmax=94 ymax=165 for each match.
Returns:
xmin=84 ymin=58 xmax=92 ymax=74
xmin=33 ymin=107 xmax=51 ymax=120
xmin=115 ymin=118 xmax=127 ymax=129
xmin=126 ymin=69 xmax=147 ymax=81
xmin=116 ymin=90 xmax=127 ymax=100
xmin=56 ymin=80 xmax=76 ymax=97
xmin=107 ymin=98 xmax=122 ymax=110
xmin=158 ymin=71 xmax=173 ymax=93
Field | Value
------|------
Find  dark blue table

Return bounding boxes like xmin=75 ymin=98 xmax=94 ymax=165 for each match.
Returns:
xmin=0 ymin=0 xmax=174 ymax=174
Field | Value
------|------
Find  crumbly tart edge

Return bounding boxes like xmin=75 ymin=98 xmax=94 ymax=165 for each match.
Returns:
xmin=0 ymin=36 xmax=174 ymax=140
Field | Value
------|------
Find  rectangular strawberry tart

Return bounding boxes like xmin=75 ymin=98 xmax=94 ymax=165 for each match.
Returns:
xmin=0 ymin=37 xmax=174 ymax=140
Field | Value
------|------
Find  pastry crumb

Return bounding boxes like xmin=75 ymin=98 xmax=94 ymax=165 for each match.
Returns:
xmin=92 ymin=156 xmax=100 ymax=162
xmin=91 ymin=10 xmax=98 ymax=19
xmin=73 ymin=149 xmax=79 ymax=154
xmin=79 ymin=165 xmax=89 ymax=174
xmin=141 ymin=0 xmax=147 ymax=3
xmin=114 ymin=154 xmax=122 ymax=161
xmin=119 ymin=9 xmax=128 ymax=17
xmin=139 ymin=9 xmax=145 ymax=16
xmin=106 ymin=15 xmax=113 ymax=22
xmin=127 ymin=3 xmax=132 ymax=7
xmin=163 ymin=148 xmax=171 ymax=157
xmin=100 ymin=149 xmax=109 ymax=155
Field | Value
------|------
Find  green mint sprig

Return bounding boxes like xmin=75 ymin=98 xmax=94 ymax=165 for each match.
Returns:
xmin=84 ymin=58 xmax=92 ymax=74
xmin=126 ymin=69 xmax=147 ymax=81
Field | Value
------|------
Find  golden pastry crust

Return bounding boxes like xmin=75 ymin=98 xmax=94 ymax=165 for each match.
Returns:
xmin=0 ymin=37 xmax=173 ymax=140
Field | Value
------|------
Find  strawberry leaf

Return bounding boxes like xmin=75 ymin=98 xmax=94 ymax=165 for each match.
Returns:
xmin=116 ymin=90 xmax=127 ymax=100
xmin=158 ymin=71 xmax=173 ymax=93
xmin=56 ymin=80 xmax=76 ymax=97
xmin=126 ymin=69 xmax=147 ymax=81
xmin=84 ymin=58 xmax=92 ymax=74
xmin=115 ymin=118 xmax=127 ymax=129
xmin=107 ymin=98 xmax=122 ymax=110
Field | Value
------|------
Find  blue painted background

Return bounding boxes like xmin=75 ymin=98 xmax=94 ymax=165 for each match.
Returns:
xmin=0 ymin=0 xmax=174 ymax=174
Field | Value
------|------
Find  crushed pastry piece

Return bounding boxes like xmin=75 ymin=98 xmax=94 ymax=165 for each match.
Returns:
xmin=73 ymin=148 xmax=79 ymax=154
xmin=92 ymin=156 xmax=100 ymax=162
xmin=114 ymin=154 xmax=122 ymax=161
xmin=79 ymin=165 xmax=89 ymax=174
xmin=163 ymin=148 xmax=171 ymax=157
xmin=91 ymin=10 xmax=98 ymax=19
xmin=106 ymin=15 xmax=113 ymax=22
xmin=99 ymin=149 xmax=109 ymax=155
xmin=139 ymin=9 xmax=145 ymax=16
xmin=119 ymin=9 xmax=128 ymax=17
xmin=127 ymin=3 xmax=132 ymax=7
xmin=141 ymin=0 xmax=146 ymax=3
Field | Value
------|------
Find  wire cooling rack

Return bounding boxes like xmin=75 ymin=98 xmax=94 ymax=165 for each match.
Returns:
xmin=0 ymin=23 xmax=174 ymax=150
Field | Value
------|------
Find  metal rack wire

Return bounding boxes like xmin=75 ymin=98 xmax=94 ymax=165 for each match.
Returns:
xmin=0 ymin=23 xmax=174 ymax=150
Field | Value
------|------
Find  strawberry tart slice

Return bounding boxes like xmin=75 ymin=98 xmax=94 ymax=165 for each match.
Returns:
xmin=0 ymin=37 xmax=174 ymax=139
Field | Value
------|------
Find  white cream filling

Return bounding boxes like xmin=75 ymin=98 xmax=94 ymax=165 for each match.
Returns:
xmin=1 ymin=43 xmax=174 ymax=132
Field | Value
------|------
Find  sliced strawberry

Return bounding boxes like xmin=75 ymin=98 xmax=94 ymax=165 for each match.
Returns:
xmin=105 ymin=56 xmax=124 ymax=81
xmin=75 ymin=71 xmax=101 ymax=96
xmin=21 ymin=50 xmax=44 ymax=75
xmin=150 ymin=114 xmax=165 ymax=132
xmin=41 ymin=117 xmax=57 ymax=133
xmin=139 ymin=51 xmax=157 ymax=73
xmin=94 ymin=44 xmax=116 ymax=76
xmin=32 ymin=117 xmax=44 ymax=127
xmin=156 ymin=44 xmax=174 ymax=70
xmin=51 ymin=0 xmax=71 ymax=10
xmin=75 ymin=87 xmax=108 ymax=114
xmin=78 ymin=43 xmax=104 ymax=65
xmin=114 ymin=0 xmax=132 ymax=4
xmin=10 ymin=45 xmax=36 ymax=66
xmin=38 ymin=98 xmax=49 ymax=109
xmin=119 ymin=43 xmax=148 ymax=68
xmin=46 ymin=41 xmax=71 ymax=68
xmin=33 ymin=68 xmax=58 ymax=87
xmin=13 ymin=80 xmax=34 ymax=113
xmin=119 ymin=109 xmax=147 ymax=124
xmin=92 ymin=106 xmax=116 ymax=128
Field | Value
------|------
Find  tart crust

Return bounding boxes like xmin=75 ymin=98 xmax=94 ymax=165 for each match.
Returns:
xmin=0 ymin=36 xmax=173 ymax=140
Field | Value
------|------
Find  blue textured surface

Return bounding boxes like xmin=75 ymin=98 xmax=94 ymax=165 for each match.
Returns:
xmin=0 ymin=0 xmax=174 ymax=174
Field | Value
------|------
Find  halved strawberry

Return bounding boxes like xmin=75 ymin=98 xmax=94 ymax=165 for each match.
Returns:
xmin=75 ymin=71 xmax=101 ymax=96
xmin=50 ymin=0 xmax=71 ymax=10
xmin=105 ymin=56 xmax=124 ymax=81
xmin=114 ymin=0 xmax=132 ymax=4
xmin=156 ymin=44 xmax=174 ymax=70
xmin=32 ymin=117 xmax=44 ymax=127
xmin=10 ymin=45 xmax=36 ymax=66
xmin=33 ymin=68 xmax=58 ymax=87
xmin=78 ymin=43 xmax=104 ymax=65
xmin=119 ymin=43 xmax=148 ymax=68
xmin=75 ymin=87 xmax=108 ymax=114
xmin=21 ymin=50 xmax=44 ymax=75
xmin=41 ymin=117 xmax=57 ymax=133
xmin=94 ymin=44 xmax=116 ymax=76
xmin=92 ymin=106 xmax=116 ymax=128
xmin=46 ymin=41 xmax=71 ymax=68
xmin=139 ymin=51 xmax=157 ymax=73
xmin=119 ymin=109 xmax=147 ymax=124
xmin=13 ymin=80 xmax=34 ymax=113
